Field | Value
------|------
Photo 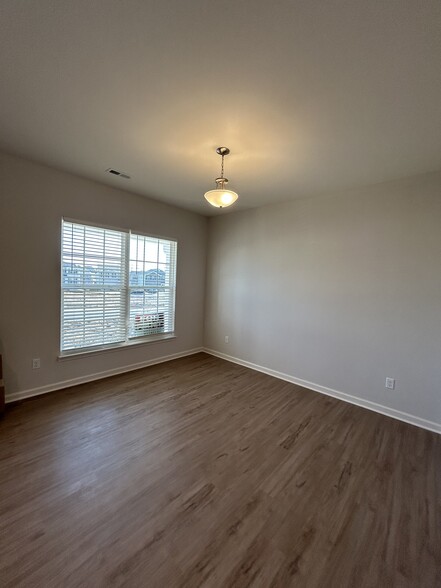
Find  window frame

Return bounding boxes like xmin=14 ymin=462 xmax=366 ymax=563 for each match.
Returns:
xmin=59 ymin=218 xmax=178 ymax=358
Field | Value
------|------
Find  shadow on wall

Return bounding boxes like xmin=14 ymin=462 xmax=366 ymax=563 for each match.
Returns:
xmin=0 ymin=337 xmax=18 ymax=401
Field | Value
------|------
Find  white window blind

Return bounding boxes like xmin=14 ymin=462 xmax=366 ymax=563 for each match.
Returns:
xmin=61 ymin=220 xmax=177 ymax=353
xmin=128 ymin=233 xmax=177 ymax=340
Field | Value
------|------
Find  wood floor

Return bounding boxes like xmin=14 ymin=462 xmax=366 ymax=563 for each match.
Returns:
xmin=0 ymin=353 xmax=440 ymax=587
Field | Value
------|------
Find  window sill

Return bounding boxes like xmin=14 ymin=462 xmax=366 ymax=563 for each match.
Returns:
xmin=58 ymin=334 xmax=176 ymax=360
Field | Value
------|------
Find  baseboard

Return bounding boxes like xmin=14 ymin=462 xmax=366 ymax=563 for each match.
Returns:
xmin=7 ymin=346 xmax=440 ymax=434
xmin=6 ymin=348 xmax=204 ymax=404
xmin=203 ymin=348 xmax=441 ymax=435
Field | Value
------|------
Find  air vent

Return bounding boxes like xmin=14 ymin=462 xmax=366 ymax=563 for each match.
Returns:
xmin=106 ymin=168 xmax=131 ymax=179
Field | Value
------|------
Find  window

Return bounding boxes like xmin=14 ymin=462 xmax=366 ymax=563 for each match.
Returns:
xmin=61 ymin=220 xmax=177 ymax=354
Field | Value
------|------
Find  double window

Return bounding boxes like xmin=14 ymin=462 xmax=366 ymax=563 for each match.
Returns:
xmin=61 ymin=219 xmax=177 ymax=354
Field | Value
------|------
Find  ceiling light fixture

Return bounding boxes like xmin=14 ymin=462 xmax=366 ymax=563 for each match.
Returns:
xmin=204 ymin=147 xmax=238 ymax=208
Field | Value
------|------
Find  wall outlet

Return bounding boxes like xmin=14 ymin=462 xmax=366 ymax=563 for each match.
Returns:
xmin=32 ymin=358 xmax=41 ymax=369
xmin=385 ymin=377 xmax=395 ymax=390
xmin=224 ymin=335 xmax=229 ymax=344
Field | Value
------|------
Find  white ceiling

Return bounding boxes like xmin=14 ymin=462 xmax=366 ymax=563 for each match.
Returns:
xmin=1 ymin=1 xmax=441 ymax=215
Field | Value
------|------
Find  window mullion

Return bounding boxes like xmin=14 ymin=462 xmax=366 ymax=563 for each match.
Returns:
xmin=124 ymin=231 xmax=131 ymax=343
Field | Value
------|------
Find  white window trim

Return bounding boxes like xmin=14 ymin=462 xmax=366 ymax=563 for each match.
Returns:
xmin=58 ymin=333 xmax=177 ymax=360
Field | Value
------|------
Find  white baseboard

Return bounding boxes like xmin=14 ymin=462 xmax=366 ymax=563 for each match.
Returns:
xmin=7 ymin=346 xmax=440 ymax=435
xmin=6 ymin=348 xmax=203 ymax=404
xmin=203 ymin=348 xmax=441 ymax=435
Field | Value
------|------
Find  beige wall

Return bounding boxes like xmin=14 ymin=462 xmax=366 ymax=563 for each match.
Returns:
xmin=205 ymin=172 xmax=441 ymax=427
xmin=0 ymin=151 xmax=207 ymax=397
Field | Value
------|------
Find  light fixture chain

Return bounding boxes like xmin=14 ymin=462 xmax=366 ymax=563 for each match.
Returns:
xmin=221 ymin=153 xmax=224 ymax=179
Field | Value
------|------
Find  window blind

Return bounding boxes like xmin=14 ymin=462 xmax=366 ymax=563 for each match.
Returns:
xmin=128 ymin=233 xmax=177 ymax=340
xmin=61 ymin=220 xmax=177 ymax=353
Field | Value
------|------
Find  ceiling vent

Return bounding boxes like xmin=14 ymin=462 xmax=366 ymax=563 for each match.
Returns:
xmin=106 ymin=168 xmax=130 ymax=179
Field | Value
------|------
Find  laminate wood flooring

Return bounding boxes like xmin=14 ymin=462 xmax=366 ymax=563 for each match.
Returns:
xmin=0 ymin=353 xmax=440 ymax=587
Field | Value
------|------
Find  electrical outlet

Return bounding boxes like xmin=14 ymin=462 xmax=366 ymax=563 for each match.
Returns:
xmin=224 ymin=335 xmax=229 ymax=344
xmin=32 ymin=358 xmax=41 ymax=369
xmin=385 ymin=377 xmax=395 ymax=390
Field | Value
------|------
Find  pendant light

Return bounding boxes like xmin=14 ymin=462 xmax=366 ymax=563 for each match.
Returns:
xmin=204 ymin=147 xmax=238 ymax=208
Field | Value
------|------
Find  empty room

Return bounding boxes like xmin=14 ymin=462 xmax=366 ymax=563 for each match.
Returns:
xmin=0 ymin=1 xmax=440 ymax=586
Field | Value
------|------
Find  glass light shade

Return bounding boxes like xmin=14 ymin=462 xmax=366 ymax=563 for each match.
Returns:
xmin=204 ymin=189 xmax=238 ymax=208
